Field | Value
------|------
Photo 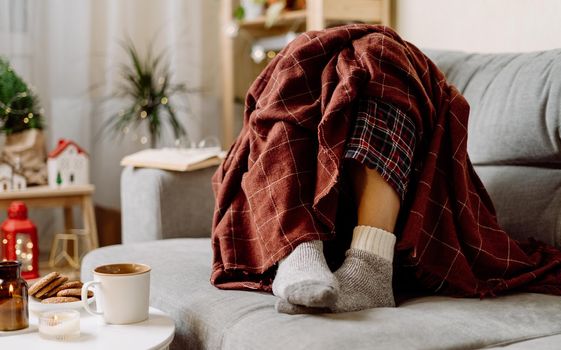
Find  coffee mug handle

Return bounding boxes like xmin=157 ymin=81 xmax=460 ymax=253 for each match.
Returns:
xmin=82 ymin=281 xmax=103 ymax=316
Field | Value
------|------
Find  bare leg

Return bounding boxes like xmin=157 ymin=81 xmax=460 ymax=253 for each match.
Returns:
xmin=277 ymin=162 xmax=400 ymax=314
xmin=349 ymin=161 xmax=400 ymax=231
xmin=329 ymin=162 xmax=399 ymax=312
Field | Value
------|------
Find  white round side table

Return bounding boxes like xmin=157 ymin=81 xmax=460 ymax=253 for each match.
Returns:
xmin=0 ymin=306 xmax=175 ymax=349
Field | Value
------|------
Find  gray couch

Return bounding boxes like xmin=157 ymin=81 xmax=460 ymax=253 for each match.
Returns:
xmin=82 ymin=49 xmax=561 ymax=349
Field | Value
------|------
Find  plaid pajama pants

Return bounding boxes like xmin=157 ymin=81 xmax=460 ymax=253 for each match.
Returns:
xmin=344 ymin=98 xmax=416 ymax=200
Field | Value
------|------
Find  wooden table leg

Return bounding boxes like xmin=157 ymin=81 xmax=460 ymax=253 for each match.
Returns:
xmin=63 ymin=206 xmax=74 ymax=231
xmin=63 ymin=206 xmax=76 ymax=258
xmin=81 ymin=195 xmax=99 ymax=249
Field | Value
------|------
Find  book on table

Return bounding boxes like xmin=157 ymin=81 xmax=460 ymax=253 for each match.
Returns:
xmin=120 ymin=147 xmax=225 ymax=172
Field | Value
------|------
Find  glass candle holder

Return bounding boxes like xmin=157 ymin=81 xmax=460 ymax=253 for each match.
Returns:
xmin=0 ymin=260 xmax=29 ymax=331
xmin=39 ymin=309 xmax=80 ymax=341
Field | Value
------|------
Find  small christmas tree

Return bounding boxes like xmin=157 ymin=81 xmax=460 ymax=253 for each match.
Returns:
xmin=0 ymin=57 xmax=44 ymax=134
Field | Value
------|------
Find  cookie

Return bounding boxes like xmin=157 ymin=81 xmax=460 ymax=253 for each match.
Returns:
xmin=35 ymin=275 xmax=69 ymax=299
xmin=28 ymin=272 xmax=60 ymax=297
xmin=46 ymin=280 xmax=83 ymax=298
xmin=57 ymin=288 xmax=92 ymax=298
xmin=41 ymin=296 xmax=80 ymax=304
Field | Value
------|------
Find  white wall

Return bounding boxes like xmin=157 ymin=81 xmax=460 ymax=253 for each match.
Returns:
xmin=394 ymin=0 xmax=561 ymax=53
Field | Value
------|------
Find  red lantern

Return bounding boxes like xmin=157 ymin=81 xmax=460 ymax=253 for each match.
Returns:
xmin=1 ymin=201 xmax=39 ymax=279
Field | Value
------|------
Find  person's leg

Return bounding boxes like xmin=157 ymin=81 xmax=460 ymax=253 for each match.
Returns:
xmin=349 ymin=161 xmax=400 ymax=232
xmin=275 ymin=98 xmax=413 ymax=314
xmin=332 ymin=162 xmax=399 ymax=312
xmin=276 ymin=162 xmax=400 ymax=314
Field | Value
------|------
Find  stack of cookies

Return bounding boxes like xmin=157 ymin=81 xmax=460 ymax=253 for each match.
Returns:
xmin=28 ymin=272 xmax=93 ymax=304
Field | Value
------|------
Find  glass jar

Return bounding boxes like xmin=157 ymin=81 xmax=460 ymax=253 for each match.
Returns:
xmin=0 ymin=260 xmax=29 ymax=331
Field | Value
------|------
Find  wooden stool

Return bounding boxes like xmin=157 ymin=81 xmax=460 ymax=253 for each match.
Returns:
xmin=0 ymin=185 xmax=99 ymax=253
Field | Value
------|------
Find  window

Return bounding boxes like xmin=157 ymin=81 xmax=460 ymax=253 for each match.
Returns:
xmin=0 ymin=0 xmax=27 ymax=33
xmin=0 ymin=0 xmax=31 ymax=72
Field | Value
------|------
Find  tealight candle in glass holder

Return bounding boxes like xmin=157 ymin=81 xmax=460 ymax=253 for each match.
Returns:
xmin=38 ymin=309 xmax=80 ymax=341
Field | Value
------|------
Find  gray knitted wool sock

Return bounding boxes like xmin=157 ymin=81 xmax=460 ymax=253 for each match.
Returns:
xmin=276 ymin=226 xmax=396 ymax=314
xmin=272 ymin=240 xmax=338 ymax=309
xmin=275 ymin=249 xmax=395 ymax=314
xmin=333 ymin=226 xmax=396 ymax=312
xmin=332 ymin=248 xmax=395 ymax=312
xmin=275 ymin=298 xmax=329 ymax=314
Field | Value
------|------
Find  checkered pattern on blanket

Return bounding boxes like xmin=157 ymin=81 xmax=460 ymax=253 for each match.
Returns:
xmin=344 ymin=99 xmax=416 ymax=200
xmin=211 ymin=24 xmax=561 ymax=297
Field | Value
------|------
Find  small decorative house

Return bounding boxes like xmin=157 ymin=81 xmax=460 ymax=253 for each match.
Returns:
xmin=0 ymin=159 xmax=27 ymax=192
xmin=47 ymin=139 xmax=89 ymax=188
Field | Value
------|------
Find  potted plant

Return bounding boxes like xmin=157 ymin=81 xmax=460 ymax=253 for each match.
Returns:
xmin=236 ymin=0 xmax=267 ymax=21
xmin=0 ymin=57 xmax=48 ymax=185
xmin=102 ymin=41 xmax=188 ymax=149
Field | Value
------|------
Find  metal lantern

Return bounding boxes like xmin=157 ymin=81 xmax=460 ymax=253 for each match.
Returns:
xmin=0 ymin=201 xmax=39 ymax=279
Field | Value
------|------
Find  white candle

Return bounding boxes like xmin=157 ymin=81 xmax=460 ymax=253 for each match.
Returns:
xmin=38 ymin=309 xmax=80 ymax=341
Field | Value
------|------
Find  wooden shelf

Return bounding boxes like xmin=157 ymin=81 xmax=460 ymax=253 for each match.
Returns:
xmin=238 ymin=9 xmax=307 ymax=29
xmin=323 ymin=0 xmax=385 ymax=23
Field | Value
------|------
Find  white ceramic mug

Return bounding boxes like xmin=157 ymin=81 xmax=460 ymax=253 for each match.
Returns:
xmin=81 ymin=263 xmax=151 ymax=324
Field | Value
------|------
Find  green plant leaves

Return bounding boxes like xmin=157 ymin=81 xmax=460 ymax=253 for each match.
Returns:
xmin=103 ymin=39 xmax=187 ymax=148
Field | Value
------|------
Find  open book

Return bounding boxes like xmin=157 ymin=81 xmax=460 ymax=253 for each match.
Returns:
xmin=120 ymin=147 xmax=226 ymax=172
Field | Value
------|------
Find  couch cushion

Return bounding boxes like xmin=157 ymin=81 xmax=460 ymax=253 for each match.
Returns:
xmin=425 ymin=49 xmax=561 ymax=166
xmin=474 ymin=165 xmax=561 ymax=247
xmin=486 ymin=333 xmax=561 ymax=350
xmin=82 ymin=239 xmax=561 ymax=350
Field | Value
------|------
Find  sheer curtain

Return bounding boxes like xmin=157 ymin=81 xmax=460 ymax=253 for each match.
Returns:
xmin=0 ymin=0 xmax=220 ymax=249
xmin=0 ymin=0 xmax=220 ymax=208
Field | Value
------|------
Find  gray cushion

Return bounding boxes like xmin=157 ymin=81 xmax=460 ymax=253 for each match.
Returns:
xmin=426 ymin=49 xmax=561 ymax=166
xmin=82 ymin=239 xmax=561 ymax=350
xmin=474 ymin=165 xmax=561 ymax=246
xmin=486 ymin=333 xmax=561 ymax=349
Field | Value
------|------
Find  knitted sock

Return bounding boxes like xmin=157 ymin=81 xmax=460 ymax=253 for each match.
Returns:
xmin=276 ymin=226 xmax=396 ymax=314
xmin=272 ymin=240 xmax=338 ymax=309
xmin=332 ymin=226 xmax=396 ymax=312
xmin=275 ymin=298 xmax=329 ymax=314
xmin=275 ymin=248 xmax=395 ymax=314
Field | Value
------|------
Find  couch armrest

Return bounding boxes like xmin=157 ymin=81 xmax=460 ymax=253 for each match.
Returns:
xmin=120 ymin=166 xmax=216 ymax=244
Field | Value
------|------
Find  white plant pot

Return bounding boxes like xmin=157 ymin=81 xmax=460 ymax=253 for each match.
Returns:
xmin=241 ymin=0 xmax=264 ymax=20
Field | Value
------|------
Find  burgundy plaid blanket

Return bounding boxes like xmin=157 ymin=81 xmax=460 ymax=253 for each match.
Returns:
xmin=211 ymin=24 xmax=561 ymax=297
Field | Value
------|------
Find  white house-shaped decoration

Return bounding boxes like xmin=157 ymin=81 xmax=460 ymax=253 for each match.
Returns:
xmin=47 ymin=139 xmax=89 ymax=188
xmin=12 ymin=173 xmax=26 ymax=190
xmin=0 ymin=162 xmax=27 ymax=192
